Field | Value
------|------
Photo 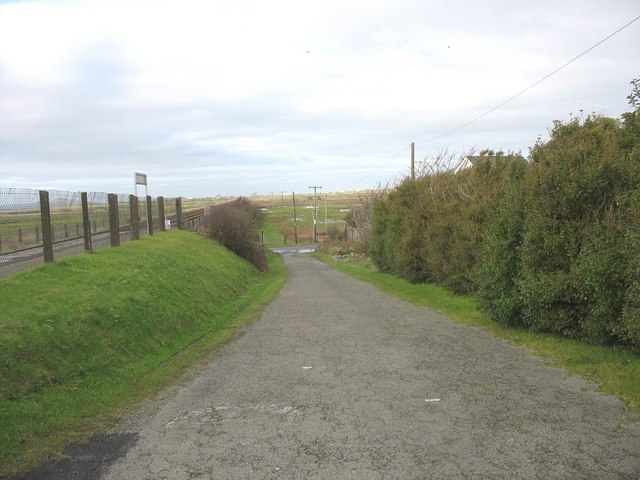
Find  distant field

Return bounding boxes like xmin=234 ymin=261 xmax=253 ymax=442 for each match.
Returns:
xmin=0 ymin=191 xmax=359 ymax=255
xmin=252 ymin=191 xmax=366 ymax=246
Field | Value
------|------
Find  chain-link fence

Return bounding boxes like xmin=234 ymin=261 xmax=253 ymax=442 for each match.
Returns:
xmin=0 ymin=188 xmax=201 ymax=280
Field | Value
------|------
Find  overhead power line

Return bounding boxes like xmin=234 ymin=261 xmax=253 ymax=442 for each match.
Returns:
xmin=348 ymin=13 xmax=639 ymax=189
xmin=416 ymin=13 xmax=640 ymax=146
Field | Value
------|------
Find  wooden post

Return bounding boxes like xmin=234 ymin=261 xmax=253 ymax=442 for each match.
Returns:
xmin=129 ymin=195 xmax=140 ymax=240
xmin=81 ymin=192 xmax=92 ymax=253
xmin=39 ymin=190 xmax=54 ymax=263
xmin=108 ymin=193 xmax=120 ymax=247
xmin=146 ymin=195 xmax=153 ymax=235
xmin=176 ymin=198 xmax=184 ymax=230
xmin=292 ymin=192 xmax=298 ymax=244
xmin=158 ymin=196 xmax=166 ymax=232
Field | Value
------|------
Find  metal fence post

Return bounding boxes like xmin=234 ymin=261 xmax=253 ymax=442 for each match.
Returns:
xmin=81 ymin=192 xmax=92 ymax=253
xmin=108 ymin=193 xmax=120 ymax=247
xmin=39 ymin=190 xmax=54 ymax=263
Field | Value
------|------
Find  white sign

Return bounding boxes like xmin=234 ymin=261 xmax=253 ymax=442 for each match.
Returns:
xmin=135 ymin=172 xmax=147 ymax=186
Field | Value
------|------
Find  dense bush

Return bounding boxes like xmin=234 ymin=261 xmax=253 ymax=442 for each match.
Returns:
xmin=372 ymin=79 xmax=640 ymax=350
xmin=371 ymin=154 xmax=526 ymax=293
xmin=205 ymin=197 xmax=268 ymax=271
xmin=480 ymin=112 xmax=640 ymax=348
xmin=475 ymin=166 xmax=527 ymax=325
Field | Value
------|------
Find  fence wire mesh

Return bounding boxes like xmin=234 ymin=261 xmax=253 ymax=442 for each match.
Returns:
xmin=0 ymin=188 xmax=200 ymax=280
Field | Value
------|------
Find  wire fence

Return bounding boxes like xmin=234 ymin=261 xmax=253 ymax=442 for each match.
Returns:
xmin=0 ymin=188 xmax=203 ymax=279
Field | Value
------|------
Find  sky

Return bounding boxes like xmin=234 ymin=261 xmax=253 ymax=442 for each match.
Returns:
xmin=0 ymin=0 xmax=639 ymax=198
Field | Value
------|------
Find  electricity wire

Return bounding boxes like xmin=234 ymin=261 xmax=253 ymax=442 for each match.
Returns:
xmin=347 ymin=13 xmax=640 ymax=188
xmin=416 ymin=13 xmax=640 ymax=146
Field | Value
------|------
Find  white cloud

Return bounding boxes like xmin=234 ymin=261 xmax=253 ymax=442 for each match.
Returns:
xmin=0 ymin=0 xmax=639 ymax=196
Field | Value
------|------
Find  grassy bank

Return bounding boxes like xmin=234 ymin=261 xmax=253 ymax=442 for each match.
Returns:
xmin=313 ymin=252 xmax=640 ymax=415
xmin=0 ymin=230 xmax=287 ymax=476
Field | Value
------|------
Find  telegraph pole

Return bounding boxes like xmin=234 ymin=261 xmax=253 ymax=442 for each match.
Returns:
xmin=410 ymin=142 xmax=415 ymax=179
xmin=292 ymin=192 xmax=298 ymax=244
xmin=308 ymin=185 xmax=322 ymax=242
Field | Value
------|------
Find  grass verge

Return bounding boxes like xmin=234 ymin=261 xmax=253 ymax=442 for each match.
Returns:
xmin=313 ymin=252 xmax=640 ymax=415
xmin=0 ymin=230 xmax=287 ymax=476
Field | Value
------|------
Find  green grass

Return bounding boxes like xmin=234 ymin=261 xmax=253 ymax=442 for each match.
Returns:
xmin=0 ymin=230 xmax=287 ymax=476
xmin=261 ymin=215 xmax=289 ymax=246
xmin=313 ymin=252 xmax=640 ymax=415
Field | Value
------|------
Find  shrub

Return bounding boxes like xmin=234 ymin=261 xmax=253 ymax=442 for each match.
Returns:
xmin=371 ymin=154 xmax=526 ymax=294
xmin=476 ymin=104 xmax=640 ymax=348
xmin=370 ymin=194 xmax=402 ymax=274
xmin=618 ymin=191 xmax=640 ymax=349
xmin=326 ymin=225 xmax=347 ymax=243
xmin=205 ymin=197 xmax=268 ymax=271
xmin=516 ymin=114 xmax=639 ymax=344
xmin=371 ymin=78 xmax=640 ymax=350
xmin=476 ymin=171 xmax=526 ymax=325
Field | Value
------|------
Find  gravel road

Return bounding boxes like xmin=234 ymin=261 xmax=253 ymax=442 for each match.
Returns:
xmin=95 ymin=252 xmax=639 ymax=479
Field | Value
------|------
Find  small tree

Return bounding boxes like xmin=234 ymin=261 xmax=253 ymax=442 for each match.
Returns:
xmin=204 ymin=197 xmax=268 ymax=271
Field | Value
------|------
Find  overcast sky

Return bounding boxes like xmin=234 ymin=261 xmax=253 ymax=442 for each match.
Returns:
xmin=1 ymin=0 xmax=638 ymax=198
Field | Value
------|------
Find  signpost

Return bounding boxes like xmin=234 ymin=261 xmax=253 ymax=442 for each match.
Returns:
xmin=134 ymin=172 xmax=147 ymax=197
xmin=134 ymin=172 xmax=149 ymax=233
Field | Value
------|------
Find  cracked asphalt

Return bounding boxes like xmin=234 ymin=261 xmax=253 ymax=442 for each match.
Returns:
xmin=98 ymin=252 xmax=639 ymax=479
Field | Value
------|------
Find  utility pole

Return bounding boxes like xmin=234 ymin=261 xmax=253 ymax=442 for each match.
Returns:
xmin=410 ymin=142 xmax=415 ymax=179
xmin=292 ymin=192 xmax=298 ymax=244
xmin=308 ymin=185 xmax=322 ymax=243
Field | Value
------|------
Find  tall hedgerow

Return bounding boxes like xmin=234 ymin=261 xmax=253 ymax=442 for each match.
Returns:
xmin=370 ymin=184 xmax=416 ymax=280
xmin=373 ymin=78 xmax=640 ymax=350
xmin=517 ymin=113 xmax=638 ymax=345
xmin=619 ymin=79 xmax=640 ymax=348
xmin=475 ymin=161 xmax=528 ymax=325
xmin=477 ymin=79 xmax=640 ymax=348
xmin=371 ymin=153 xmax=526 ymax=294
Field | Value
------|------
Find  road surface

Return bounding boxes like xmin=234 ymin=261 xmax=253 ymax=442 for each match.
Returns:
xmin=15 ymin=252 xmax=640 ymax=479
